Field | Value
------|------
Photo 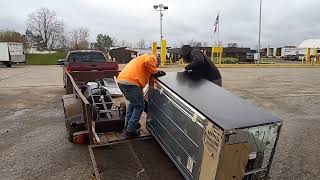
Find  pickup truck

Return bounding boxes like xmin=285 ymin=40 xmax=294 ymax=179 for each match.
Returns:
xmin=58 ymin=50 xmax=119 ymax=94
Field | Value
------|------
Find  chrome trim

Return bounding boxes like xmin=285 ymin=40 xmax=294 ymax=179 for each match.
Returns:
xmin=151 ymin=101 xmax=199 ymax=148
xmin=158 ymin=83 xmax=206 ymax=124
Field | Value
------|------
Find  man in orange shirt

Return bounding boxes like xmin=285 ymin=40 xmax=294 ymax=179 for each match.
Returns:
xmin=118 ymin=54 xmax=165 ymax=137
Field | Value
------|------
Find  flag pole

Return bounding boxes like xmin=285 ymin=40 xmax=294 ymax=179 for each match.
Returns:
xmin=218 ymin=11 xmax=220 ymax=46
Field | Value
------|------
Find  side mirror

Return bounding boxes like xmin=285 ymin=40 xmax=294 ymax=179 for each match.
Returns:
xmin=57 ymin=59 xmax=65 ymax=65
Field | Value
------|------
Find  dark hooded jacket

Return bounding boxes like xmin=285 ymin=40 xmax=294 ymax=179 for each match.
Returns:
xmin=180 ymin=46 xmax=221 ymax=83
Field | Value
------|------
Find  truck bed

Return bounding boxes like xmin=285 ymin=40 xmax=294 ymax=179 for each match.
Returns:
xmin=89 ymin=137 xmax=184 ymax=180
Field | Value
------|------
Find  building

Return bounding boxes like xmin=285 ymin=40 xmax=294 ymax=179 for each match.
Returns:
xmin=168 ymin=47 xmax=251 ymax=63
xmin=109 ymin=47 xmax=138 ymax=64
xmin=298 ymin=39 xmax=320 ymax=55
xmin=260 ymin=48 xmax=267 ymax=57
xmin=266 ymin=47 xmax=282 ymax=58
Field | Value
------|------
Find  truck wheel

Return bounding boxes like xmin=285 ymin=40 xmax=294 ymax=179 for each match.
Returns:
xmin=5 ymin=62 xmax=11 ymax=67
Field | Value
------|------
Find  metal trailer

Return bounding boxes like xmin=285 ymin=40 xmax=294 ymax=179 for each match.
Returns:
xmin=64 ymin=69 xmax=120 ymax=94
xmin=146 ymin=72 xmax=283 ymax=180
xmin=0 ymin=42 xmax=25 ymax=67
xmin=63 ymin=70 xmax=282 ymax=180
xmin=63 ymin=70 xmax=184 ymax=180
xmin=62 ymin=69 xmax=130 ymax=143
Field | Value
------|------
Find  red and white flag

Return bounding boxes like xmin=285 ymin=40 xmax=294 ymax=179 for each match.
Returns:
xmin=214 ymin=13 xmax=219 ymax=34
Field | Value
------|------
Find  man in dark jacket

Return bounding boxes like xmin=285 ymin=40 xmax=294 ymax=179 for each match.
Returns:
xmin=179 ymin=45 xmax=222 ymax=86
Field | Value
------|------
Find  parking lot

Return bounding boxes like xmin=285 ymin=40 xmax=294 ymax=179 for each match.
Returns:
xmin=0 ymin=65 xmax=320 ymax=179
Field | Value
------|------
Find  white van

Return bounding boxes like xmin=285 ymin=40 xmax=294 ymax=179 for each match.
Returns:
xmin=0 ymin=42 xmax=26 ymax=67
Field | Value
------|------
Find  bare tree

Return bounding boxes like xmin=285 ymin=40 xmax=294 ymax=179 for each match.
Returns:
xmin=202 ymin=42 xmax=208 ymax=47
xmin=56 ymin=33 xmax=68 ymax=49
xmin=120 ymin=40 xmax=126 ymax=47
xmin=179 ymin=42 xmax=185 ymax=48
xmin=187 ymin=40 xmax=201 ymax=47
xmin=136 ymin=39 xmax=146 ymax=49
xmin=69 ymin=28 xmax=90 ymax=50
xmin=111 ymin=37 xmax=118 ymax=47
xmin=27 ymin=8 xmax=64 ymax=49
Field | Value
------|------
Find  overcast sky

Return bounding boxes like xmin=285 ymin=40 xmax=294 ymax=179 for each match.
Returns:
xmin=1 ymin=0 xmax=320 ymax=48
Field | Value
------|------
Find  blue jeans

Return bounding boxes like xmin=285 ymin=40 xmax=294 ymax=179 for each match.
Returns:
xmin=119 ymin=84 xmax=144 ymax=133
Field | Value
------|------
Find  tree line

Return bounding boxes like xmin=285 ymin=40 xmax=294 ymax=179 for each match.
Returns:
xmin=0 ymin=8 xmax=136 ymax=51
xmin=0 ymin=8 xmax=209 ymax=51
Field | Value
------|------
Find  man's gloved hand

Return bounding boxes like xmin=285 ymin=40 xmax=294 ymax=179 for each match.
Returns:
xmin=184 ymin=69 xmax=193 ymax=74
xmin=154 ymin=70 xmax=166 ymax=77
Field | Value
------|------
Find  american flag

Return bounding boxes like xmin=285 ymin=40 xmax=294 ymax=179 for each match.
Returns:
xmin=214 ymin=13 xmax=219 ymax=34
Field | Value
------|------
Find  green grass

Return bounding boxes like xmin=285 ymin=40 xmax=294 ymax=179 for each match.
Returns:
xmin=26 ymin=52 xmax=65 ymax=65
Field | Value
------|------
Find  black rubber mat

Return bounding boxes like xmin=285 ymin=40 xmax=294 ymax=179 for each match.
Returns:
xmin=92 ymin=138 xmax=185 ymax=180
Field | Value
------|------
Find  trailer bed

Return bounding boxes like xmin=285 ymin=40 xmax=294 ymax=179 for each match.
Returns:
xmin=89 ymin=137 xmax=184 ymax=180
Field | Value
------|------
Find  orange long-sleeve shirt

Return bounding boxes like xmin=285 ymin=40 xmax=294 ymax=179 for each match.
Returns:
xmin=117 ymin=54 xmax=158 ymax=88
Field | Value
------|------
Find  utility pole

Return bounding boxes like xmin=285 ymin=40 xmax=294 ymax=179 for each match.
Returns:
xmin=153 ymin=4 xmax=168 ymax=44
xmin=257 ymin=0 xmax=262 ymax=64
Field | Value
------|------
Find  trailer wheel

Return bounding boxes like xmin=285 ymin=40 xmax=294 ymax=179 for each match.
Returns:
xmin=65 ymin=114 xmax=83 ymax=143
xmin=5 ymin=62 xmax=11 ymax=67
xmin=65 ymin=118 xmax=76 ymax=143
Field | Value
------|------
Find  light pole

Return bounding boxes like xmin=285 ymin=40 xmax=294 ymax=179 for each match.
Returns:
xmin=153 ymin=4 xmax=168 ymax=43
xmin=257 ymin=0 xmax=262 ymax=64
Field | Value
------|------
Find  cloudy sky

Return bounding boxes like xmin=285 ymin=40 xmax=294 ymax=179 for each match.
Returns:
xmin=1 ymin=0 xmax=320 ymax=48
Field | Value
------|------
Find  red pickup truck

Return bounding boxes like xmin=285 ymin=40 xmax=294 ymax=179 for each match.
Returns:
xmin=60 ymin=50 xmax=120 ymax=93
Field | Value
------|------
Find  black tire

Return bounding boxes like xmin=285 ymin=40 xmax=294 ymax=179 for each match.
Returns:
xmin=65 ymin=114 xmax=83 ymax=143
xmin=65 ymin=118 xmax=76 ymax=143
xmin=5 ymin=62 xmax=11 ymax=67
xmin=119 ymin=102 xmax=127 ymax=120
xmin=91 ymin=104 xmax=98 ymax=121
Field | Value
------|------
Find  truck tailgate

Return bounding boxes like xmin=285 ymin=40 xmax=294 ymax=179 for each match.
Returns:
xmin=68 ymin=62 xmax=118 ymax=71
xmin=89 ymin=137 xmax=184 ymax=180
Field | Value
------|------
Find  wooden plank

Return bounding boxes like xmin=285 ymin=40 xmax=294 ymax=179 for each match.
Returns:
xmin=88 ymin=146 xmax=102 ymax=180
xmin=66 ymin=72 xmax=90 ymax=105
xmin=89 ymin=136 xmax=153 ymax=148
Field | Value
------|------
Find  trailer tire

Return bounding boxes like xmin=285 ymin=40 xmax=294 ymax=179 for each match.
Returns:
xmin=65 ymin=118 xmax=75 ymax=143
xmin=65 ymin=114 xmax=84 ymax=143
xmin=5 ymin=62 xmax=11 ymax=67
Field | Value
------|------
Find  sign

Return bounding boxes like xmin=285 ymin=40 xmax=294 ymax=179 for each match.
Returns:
xmin=8 ymin=43 xmax=23 ymax=56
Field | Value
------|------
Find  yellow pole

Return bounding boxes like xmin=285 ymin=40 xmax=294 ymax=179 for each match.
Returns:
xmin=161 ymin=39 xmax=167 ymax=65
xmin=211 ymin=46 xmax=214 ymax=62
xmin=152 ymin=42 xmax=157 ymax=56
xmin=306 ymin=48 xmax=310 ymax=64
xmin=314 ymin=48 xmax=317 ymax=64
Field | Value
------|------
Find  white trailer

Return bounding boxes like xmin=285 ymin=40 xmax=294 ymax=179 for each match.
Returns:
xmin=281 ymin=47 xmax=298 ymax=60
xmin=0 ymin=42 xmax=25 ymax=67
xmin=281 ymin=47 xmax=298 ymax=57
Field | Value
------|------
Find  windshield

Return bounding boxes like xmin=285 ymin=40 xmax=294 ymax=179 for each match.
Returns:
xmin=67 ymin=52 xmax=106 ymax=62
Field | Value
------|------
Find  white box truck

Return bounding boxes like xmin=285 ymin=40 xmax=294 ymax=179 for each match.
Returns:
xmin=0 ymin=42 xmax=26 ymax=67
xmin=281 ymin=47 xmax=298 ymax=60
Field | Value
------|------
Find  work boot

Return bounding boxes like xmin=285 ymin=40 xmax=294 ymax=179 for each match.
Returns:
xmin=124 ymin=123 xmax=141 ymax=130
xmin=125 ymin=129 xmax=140 ymax=139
